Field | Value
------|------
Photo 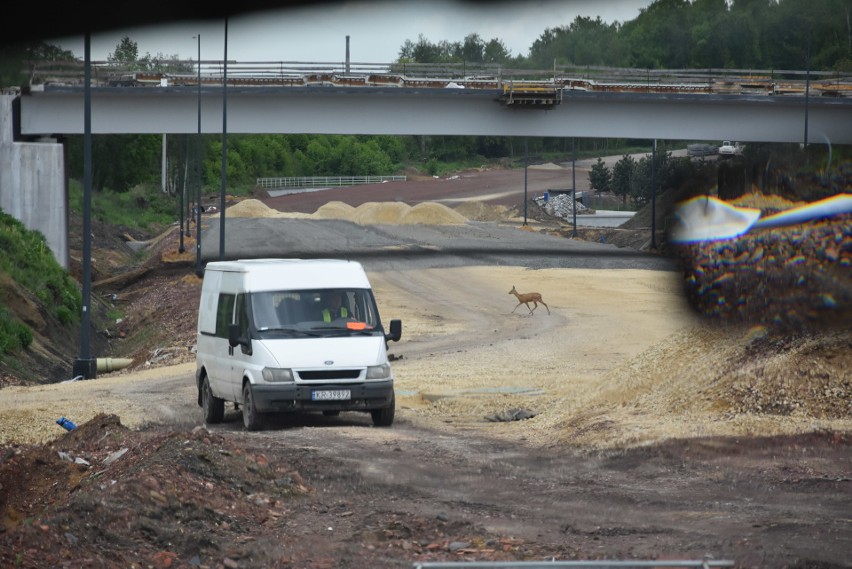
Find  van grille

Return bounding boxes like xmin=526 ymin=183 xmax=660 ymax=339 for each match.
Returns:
xmin=298 ymin=369 xmax=361 ymax=380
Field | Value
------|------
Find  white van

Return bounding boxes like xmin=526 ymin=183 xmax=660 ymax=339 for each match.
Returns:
xmin=195 ymin=258 xmax=402 ymax=430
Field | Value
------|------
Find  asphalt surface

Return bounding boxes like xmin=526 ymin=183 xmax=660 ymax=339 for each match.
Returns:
xmin=199 ymin=217 xmax=677 ymax=272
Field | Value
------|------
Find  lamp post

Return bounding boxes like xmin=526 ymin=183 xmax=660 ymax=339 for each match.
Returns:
xmin=651 ymin=139 xmax=657 ymax=250
xmin=523 ymin=137 xmax=528 ymax=226
xmin=219 ymin=18 xmax=228 ymax=261
xmin=194 ymin=34 xmax=203 ymax=277
xmin=571 ymin=138 xmax=577 ymax=238
xmin=178 ymin=134 xmax=185 ymax=253
xmin=73 ymin=32 xmax=96 ymax=380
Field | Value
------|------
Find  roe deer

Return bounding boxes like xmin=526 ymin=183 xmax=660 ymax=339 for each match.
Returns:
xmin=508 ymin=285 xmax=550 ymax=315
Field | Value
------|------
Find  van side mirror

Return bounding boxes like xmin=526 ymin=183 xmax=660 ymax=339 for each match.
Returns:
xmin=228 ymin=324 xmax=243 ymax=348
xmin=386 ymin=319 xmax=402 ymax=343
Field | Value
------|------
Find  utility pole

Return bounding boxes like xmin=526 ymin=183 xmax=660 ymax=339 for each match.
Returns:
xmin=195 ymin=34 xmax=203 ymax=277
xmin=219 ymin=18 xmax=228 ymax=261
xmin=73 ymin=32 xmax=96 ymax=380
xmin=571 ymin=138 xmax=577 ymax=238
xmin=651 ymin=139 xmax=657 ymax=250
xmin=523 ymin=137 xmax=528 ymax=226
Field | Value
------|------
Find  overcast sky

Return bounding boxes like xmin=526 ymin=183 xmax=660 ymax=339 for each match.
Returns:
xmin=51 ymin=0 xmax=653 ymax=63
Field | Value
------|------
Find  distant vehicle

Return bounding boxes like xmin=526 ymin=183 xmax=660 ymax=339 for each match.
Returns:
xmin=687 ymin=143 xmax=718 ymax=157
xmin=719 ymin=141 xmax=744 ymax=156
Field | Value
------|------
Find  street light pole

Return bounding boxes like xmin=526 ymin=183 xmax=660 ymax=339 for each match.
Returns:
xmin=651 ymin=139 xmax=657 ymax=250
xmin=219 ymin=18 xmax=228 ymax=261
xmin=178 ymin=134 xmax=185 ymax=253
xmin=194 ymin=34 xmax=203 ymax=277
xmin=73 ymin=32 xmax=96 ymax=380
xmin=572 ymin=137 xmax=577 ymax=238
xmin=523 ymin=137 xmax=528 ymax=226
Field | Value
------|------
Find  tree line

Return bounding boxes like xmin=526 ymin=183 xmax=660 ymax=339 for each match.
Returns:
xmin=398 ymin=0 xmax=850 ymax=72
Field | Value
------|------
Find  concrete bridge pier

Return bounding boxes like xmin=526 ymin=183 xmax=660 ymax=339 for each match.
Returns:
xmin=0 ymin=93 xmax=68 ymax=269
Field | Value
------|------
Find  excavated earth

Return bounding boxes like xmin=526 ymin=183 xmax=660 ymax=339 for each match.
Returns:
xmin=1 ymin=165 xmax=850 ymax=569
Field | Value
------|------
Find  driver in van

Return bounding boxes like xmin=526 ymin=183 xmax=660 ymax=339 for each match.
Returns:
xmin=321 ymin=291 xmax=349 ymax=322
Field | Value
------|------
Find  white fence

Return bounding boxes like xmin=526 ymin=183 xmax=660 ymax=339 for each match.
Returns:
xmin=256 ymin=175 xmax=406 ymax=190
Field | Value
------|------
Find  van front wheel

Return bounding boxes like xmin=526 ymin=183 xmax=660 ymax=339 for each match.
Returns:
xmin=370 ymin=393 xmax=395 ymax=427
xmin=202 ymin=376 xmax=224 ymax=424
xmin=242 ymin=382 xmax=264 ymax=431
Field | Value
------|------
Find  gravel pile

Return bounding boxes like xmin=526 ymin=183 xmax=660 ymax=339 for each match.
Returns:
xmin=535 ymin=193 xmax=590 ymax=219
xmin=674 ymin=214 xmax=851 ymax=331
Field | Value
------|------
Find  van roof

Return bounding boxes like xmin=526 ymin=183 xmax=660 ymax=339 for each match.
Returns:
xmin=203 ymin=258 xmax=371 ymax=290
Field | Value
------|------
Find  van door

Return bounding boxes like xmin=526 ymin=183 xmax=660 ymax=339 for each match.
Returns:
xmin=206 ymin=291 xmax=236 ymax=399
xmin=228 ymin=293 xmax=254 ymax=401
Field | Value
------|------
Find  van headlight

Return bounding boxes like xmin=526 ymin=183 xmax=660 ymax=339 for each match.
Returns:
xmin=366 ymin=363 xmax=390 ymax=380
xmin=262 ymin=367 xmax=294 ymax=382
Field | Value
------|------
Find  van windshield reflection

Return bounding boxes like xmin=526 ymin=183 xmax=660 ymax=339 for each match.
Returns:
xmin=250 ymin=289 xmax=382 ymax=336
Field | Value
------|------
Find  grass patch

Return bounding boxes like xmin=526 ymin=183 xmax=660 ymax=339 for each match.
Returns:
xmin=0 ymin=210 xmax=79 ymax=360
xmin=68 ymin=180 xmax=179 ymax=233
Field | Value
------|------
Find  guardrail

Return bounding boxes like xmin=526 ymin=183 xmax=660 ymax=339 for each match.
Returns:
xmin=24 ymin=60 xmax=852 ymax=98
xmin=256 ymin=175 xmax=407 ymax=190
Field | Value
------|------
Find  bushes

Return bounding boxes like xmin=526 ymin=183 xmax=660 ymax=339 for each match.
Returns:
xmin=0 ymin=210 xmax=81 ymax=357
xmin=0 ymin=307 xmax=32 ymax=361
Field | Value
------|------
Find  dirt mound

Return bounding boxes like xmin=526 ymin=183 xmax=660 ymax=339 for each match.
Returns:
xmin=312 ymin=200 xmax=356 ymax=219
xmin=310 ymin=200 xmax=470 ymax=225
xmin=350 ymin=201 xmax=412 ymax=224
xmin=453 ymin=201 xmax=513 ymax=222
xmin=399 ymin=202 xmax=468 ymax=225
xmin=227 ymin=198 xmax=313 ymax=219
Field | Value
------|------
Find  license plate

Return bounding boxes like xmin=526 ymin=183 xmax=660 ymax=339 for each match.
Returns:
xmin=312 ymin=389 xmax=351 ymax=401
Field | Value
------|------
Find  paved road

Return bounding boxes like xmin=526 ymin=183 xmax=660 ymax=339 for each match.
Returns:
xmin=199 ymin=217 xmax=676 ymax=272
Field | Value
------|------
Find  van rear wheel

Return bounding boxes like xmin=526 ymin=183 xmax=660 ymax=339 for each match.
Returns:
xmin=202 ymin=376 xmax=224 ymax=424
xmin=370 ymin=392 xmax=395 ymax=427
xmin=242 ymin=382 xmax=264 ymax=431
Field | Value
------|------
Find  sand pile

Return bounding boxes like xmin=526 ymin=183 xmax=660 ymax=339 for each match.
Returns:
xmin=227 ymin=199 xmax=280 ymax=218
xmin=228 ymin=198 xmax=471 ymax=225
xmin=529 ymin=162 xmax=564 ymax=170
xmin=454 ymin=201 xmax=513 ymax=222
xmin=312 ymin=201 xmax=357 ymax=219
xmin=400 ymin=202 xmax=469 ymax=225
xmin=350 ymin=201 xmax=412 ymax=224
xmin=227 ymin=199 xmax=312 ymax=219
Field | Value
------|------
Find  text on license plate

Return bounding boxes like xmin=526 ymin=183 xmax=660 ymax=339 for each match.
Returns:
xmin=312 ymin=389 xmax=351 ymax=401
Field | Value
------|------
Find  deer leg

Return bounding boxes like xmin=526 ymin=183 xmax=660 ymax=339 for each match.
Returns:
xmin=512 ymin=302 xmax=522 ymax=313
xmin=540 ymin=300 xmax=550 ymax=315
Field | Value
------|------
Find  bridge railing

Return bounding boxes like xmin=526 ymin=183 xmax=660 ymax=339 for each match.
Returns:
xmin=256 ymin=175 xmax=407 ymax=190
xmin=23 ymin=59 xmax=852 ymax=97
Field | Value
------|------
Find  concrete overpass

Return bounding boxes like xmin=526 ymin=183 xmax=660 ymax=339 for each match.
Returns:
xmin=17 ymin=85 xmax=852 ymax=143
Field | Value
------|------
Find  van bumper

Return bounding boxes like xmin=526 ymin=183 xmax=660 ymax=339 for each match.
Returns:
xmin=251 ymin=380 xmax=394 ymax=413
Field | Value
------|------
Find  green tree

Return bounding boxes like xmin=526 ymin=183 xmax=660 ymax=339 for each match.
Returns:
xmin=483 ymin=39 xmax=512 ymax=63
xmin=589 ymin=158 xmax=612 ymax=193
xmin=67 ymin=134 xmax=161 ymax=192
xmin=108 ymin=36 xmax=139 ymax=65
xmin=529 ymin=16 xmax=625 ymax=67
xmin=0 ymin=41 xmax=76 ymax=88
xmin=107 ymin=36 xmax=190 ymax=74
xmin=611 ymin=154 xmax=635 ymax=205
xmin=460 ymin=33 xmax=485 ymax=63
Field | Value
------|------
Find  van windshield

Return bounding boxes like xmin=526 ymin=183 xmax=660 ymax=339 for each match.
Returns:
xmin=250 ymin=288 xmax=382 ymax=335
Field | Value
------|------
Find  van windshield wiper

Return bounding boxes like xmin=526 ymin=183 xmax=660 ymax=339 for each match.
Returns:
xmin=258 ymin=327 xmax=322 ymax=337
